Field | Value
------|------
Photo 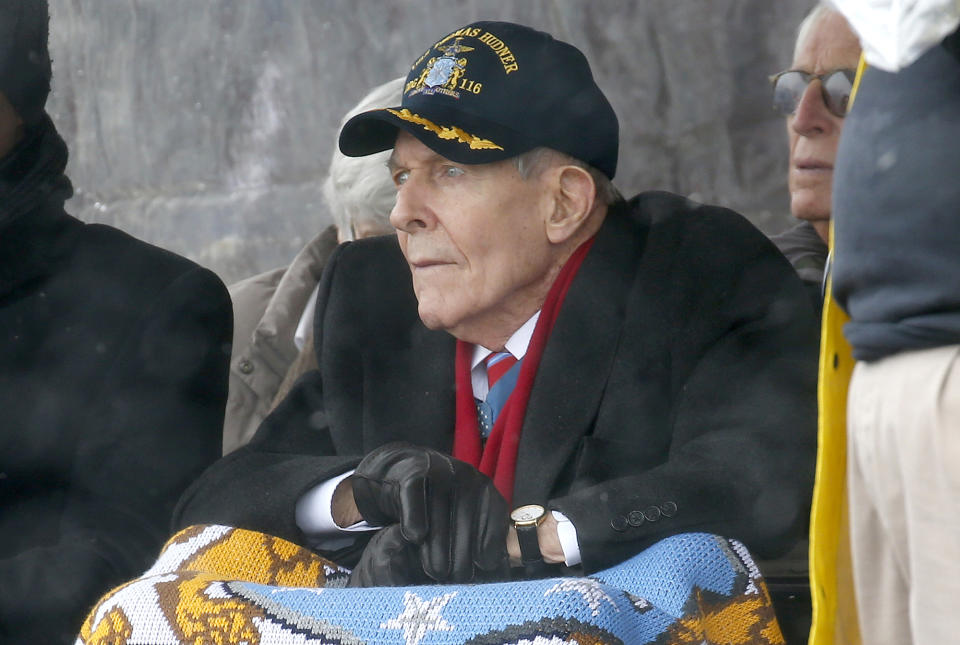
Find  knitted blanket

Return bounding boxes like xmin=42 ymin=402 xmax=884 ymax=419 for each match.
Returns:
xmin=78 ymin=525 xmax=784 ymax=645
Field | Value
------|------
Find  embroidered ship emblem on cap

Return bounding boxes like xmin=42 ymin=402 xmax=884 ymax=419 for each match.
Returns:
xmin=406 ymin=38 xmax=480 ymax=99
xmin=424 ymin=57 xmax=458 ymax=88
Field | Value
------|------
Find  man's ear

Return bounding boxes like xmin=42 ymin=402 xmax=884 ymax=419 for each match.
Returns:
xmin=545 ymin=165 xmax=597 ymax=244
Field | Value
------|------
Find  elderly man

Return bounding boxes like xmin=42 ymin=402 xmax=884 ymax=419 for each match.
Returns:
xmin=176 ymin=20 xmax=818 ymax=585
xmin=770 ymin=4 xmax=861 ymax=314
xmin=762 ymin=9 xmax=862 ymax=640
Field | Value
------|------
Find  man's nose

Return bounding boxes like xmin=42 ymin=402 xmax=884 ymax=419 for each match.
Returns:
xmin=389 ymin=176 xmax=435 ymax=233
xmin=790 ymin=81 xmax=835 ymax=137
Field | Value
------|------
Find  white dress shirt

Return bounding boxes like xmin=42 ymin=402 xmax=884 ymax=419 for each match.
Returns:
xmin=293 ymin=284 xmax=320 ymax=351
xmin=295 ymin=310 xmax=582 ymax=566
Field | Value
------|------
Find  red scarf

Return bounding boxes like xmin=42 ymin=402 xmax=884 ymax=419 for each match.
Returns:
xmin=452 ymin=238 xmax=594 ymax=505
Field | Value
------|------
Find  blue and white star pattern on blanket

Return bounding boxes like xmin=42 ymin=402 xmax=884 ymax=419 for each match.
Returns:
xmin=545 ymin=579 xmax=619 ymax=618
xmin=380 ymin=591 xmax=457 ymax=645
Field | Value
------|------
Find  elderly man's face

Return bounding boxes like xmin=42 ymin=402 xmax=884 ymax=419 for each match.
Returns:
xmin=787 ymin=12 xmax=860 ymax=238
xmin=388 ymin=131 xmax=557 ymax=345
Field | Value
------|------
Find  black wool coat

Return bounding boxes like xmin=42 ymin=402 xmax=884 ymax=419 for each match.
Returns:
xmin=175 ymin=192 xmax=818 ymax=575
xmin=0 ymin=199 xmax=232 ymax=643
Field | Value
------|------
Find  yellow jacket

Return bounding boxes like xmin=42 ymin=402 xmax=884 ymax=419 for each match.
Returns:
xmin=807 ymin=56 xmax=867 ymax=645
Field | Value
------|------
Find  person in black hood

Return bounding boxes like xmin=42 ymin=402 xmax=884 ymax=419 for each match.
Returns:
xmin=0 ymin=2 xmax=232 ymax=642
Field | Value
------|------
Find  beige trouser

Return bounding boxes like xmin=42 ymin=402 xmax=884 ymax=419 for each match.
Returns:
xmin=847 ymin=344 xmax=960 ymax=645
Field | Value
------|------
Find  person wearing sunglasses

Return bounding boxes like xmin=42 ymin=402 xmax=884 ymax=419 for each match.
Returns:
xmin=770 ymin=4 xmax=860 ymax=316
xmin=760 ymin=7 xmax=861 ymax=643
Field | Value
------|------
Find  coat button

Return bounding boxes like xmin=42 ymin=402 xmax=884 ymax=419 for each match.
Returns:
xmin=661 ymin=501 xmax=678 ymax=517
xmin=238 ymin=358 xmax=254 ymax=374
xmin=627 ymin=510 xmax=645 ymax=527
xmin=610 ymin=515 xmax=628 ymax=532
xmin=644 ymin=506 xmax=662 ymax=522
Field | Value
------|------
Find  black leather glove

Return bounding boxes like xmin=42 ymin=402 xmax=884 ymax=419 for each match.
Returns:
xmin=347 ymin=524 xmax=429 ymax=587
xmin=351 ymin=442 xmax=509 ymax=583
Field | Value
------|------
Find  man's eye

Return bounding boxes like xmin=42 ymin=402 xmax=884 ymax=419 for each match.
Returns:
xmin=443 ymin=166 xmax=464 ymax=178
xmin=394 ymin=170 xmax=410 ymax=185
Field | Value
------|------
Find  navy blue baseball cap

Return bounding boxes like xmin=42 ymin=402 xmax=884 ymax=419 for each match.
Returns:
xmin=338 ymin=21 xmax=619 ymax=179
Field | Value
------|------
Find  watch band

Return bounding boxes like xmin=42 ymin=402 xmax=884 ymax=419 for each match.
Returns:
xmin=511 ymin=504 xmax=547 ymax=566
xmin=516 ymin=521 xmax=542 ymax=566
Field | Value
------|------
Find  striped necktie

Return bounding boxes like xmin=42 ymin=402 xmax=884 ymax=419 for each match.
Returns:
xmin=477 ymin=351 xmax=521 ymax=437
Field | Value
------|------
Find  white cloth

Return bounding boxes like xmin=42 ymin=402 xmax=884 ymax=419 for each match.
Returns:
xmin=296 ymin=470 xmax=375 ymax=552
xmin=829 ymin=0 xmax=960 ymax=71
xmin=549 ymin=510 xmax=580 ymax=567
xmin=295 ymin=310 xmax=583 ymax=567
xmin=293 ymin=283 xmax=320 ymax=351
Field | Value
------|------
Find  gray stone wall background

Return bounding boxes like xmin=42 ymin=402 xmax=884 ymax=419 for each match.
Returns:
xmin=47 ymin=0 xmax=814 ymax=285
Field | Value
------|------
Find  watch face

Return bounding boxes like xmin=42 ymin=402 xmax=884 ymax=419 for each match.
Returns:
xmin=511 ymin=504 xmax=546 ymax=523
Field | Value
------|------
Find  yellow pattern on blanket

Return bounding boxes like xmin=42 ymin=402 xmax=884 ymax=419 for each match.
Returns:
xmin=78 ymin=524 xmax=346 ymax=645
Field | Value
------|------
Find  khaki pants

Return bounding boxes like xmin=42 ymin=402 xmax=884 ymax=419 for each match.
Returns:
xmin=847 ymin=345 xmax=960 ymax=645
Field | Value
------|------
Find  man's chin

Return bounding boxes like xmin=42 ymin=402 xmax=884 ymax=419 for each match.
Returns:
xmin=789 ymin=195 xmax=831 ymax=224
xmin=416 ymin=305 xmax=453 ymax=333
xmin=417 ymin=306 xmax=480 ymax=344
xmin=418 ymin=315 xmax=447 ymax=332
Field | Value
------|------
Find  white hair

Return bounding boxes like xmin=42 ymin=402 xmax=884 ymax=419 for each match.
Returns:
xmin=514 ymin=147 xmax=622 ymax=206
xmin=323 ymin=77 xmax=405 ymax=240
xmin=794 ymin=4 xmax=836 ymax=61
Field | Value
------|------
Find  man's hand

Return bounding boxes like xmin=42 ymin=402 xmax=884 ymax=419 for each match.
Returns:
xmin=506 ymin=512 xmax=566 ymax=567
xmin=347 ymin=525 xmax=428 ymax=587
xmin=350 ymin=442 xmax=509 ymax=583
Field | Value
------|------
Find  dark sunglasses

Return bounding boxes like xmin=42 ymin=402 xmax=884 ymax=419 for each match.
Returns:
xmin=769 ymin=69 xmax=855 ymax=118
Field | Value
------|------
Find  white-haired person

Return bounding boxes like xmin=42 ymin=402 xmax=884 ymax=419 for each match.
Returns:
xmin=223 ymin=77 xmax=403 ymax=454
xmin=762 ymin=9 xmax=861 ymax=642
xmin=769 ymin=4 xmax=860 ymax=317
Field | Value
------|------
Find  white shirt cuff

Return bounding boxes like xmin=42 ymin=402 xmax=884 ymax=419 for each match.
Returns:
xmin=552 ymin=510 xmax=581 ymax=567
xmin=295 ymin=469 xmax=378 ymax=535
